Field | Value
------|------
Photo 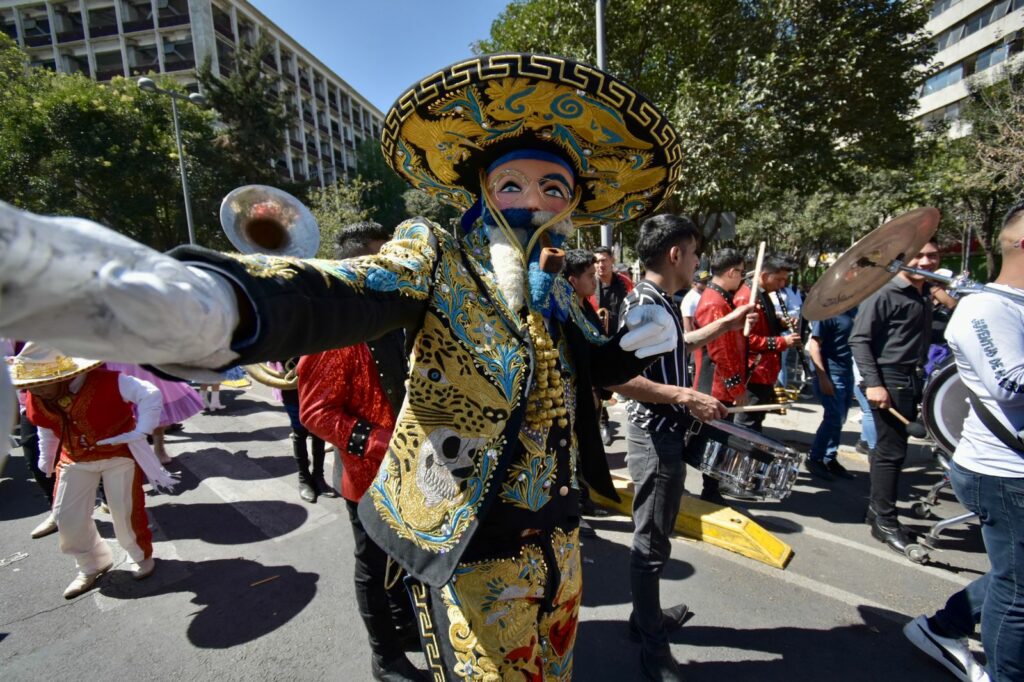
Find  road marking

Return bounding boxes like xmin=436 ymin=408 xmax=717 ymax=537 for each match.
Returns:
xmin=797 ymin=524 xmax=974 ymax=588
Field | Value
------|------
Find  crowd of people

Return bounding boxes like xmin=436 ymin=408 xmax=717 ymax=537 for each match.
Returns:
xmin=1 ymin=51 xmax=1022 ymax=682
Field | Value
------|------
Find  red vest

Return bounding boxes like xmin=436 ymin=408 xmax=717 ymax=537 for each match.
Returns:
xmin=27 ymin=369 xmax=135 ymax=463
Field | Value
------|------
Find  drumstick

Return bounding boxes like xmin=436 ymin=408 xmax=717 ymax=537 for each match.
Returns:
xmin=744 ymin=241 xmax=766 ymax=337
xmin=726 ymin=404 xmax=788 ymax=414
xmin=886 ymin=407 xmax=928 ymax=438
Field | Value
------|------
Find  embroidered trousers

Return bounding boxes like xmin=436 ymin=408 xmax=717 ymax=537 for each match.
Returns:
xmin=409 ymin=527 xmax=581 ymax=681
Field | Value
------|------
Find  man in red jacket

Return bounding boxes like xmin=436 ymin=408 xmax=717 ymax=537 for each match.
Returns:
xmin=10 ymin=343 xmax=174 ymax=599
xmin=732 ymin=254 xmax=801 ymax=432
xmin=297 ymin=222 xmax=423 ymax=682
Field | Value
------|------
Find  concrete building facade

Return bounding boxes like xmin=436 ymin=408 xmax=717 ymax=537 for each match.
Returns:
xmin=0 ymin=0 xmax=384 ymax=186
xmin=917 ymin=0 xmax=1024 ymax=130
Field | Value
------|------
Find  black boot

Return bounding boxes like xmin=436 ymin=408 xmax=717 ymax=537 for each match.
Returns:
xmin=291 ymin=433 xmax=317 ymax=503
xmin=871 ymin=517 xmax=914 ymax=553
xmin=640 ymin=646 xmax=685 ymax=682
xmin=310 ymin=436 xmax=338 ymax=498
xmin=628 ymin=604 xmax=690 ymax=642
xmin=371 ymin=652 xmax=428 ymax=681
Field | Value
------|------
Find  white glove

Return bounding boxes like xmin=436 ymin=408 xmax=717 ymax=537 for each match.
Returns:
xmin=620 ymin=304 xmax=678 ymax=358
xmin=0 ymin=201 xmax=240 ymax=369
xmin=97 ymin=430 xmax=147 ymax=446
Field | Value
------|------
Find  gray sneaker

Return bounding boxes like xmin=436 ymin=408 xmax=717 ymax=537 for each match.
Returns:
xmin=903 ymin=615 xmax=989 ymax=682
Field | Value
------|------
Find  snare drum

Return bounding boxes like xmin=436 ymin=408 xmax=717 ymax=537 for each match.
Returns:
xmin=921 ymin=362 xmax=970 ymax=456
xmin=693 ymin=420 xmax=805 ymax=500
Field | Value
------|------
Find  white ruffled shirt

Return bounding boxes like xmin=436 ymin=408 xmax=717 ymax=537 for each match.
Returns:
xmin=37 ymin=373 xmax=177 ymax=490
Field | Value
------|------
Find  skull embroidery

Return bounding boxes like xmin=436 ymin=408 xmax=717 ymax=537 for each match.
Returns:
xmin=416 ymin=427 xmax=486 ymax=507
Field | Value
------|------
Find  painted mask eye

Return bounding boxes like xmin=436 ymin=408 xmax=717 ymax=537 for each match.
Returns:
xmin=418 ymin=366 xmax=450 ymax=385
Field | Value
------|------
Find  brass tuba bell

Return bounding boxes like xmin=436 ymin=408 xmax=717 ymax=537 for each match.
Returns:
xmin=219 ymin=185 xmax=320 ymax=390
xmin=220 ymin=184 xmax=320 ymax=258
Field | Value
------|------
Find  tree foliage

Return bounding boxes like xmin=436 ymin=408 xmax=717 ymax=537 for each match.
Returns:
xmin=352 ymin=137 xmax=409 ymax=229
xmin=198 ymin=34 xmax=293 ymax=190
xmin=308 ymin=177 xmax=378 ymax=258
xmin=0 ymin=34 xmax=231 ymax=250
xmin=478 ymin=0 xmax=934 ymax=239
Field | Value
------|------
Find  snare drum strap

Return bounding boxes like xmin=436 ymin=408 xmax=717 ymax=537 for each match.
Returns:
xmin=967 ymin=390 xmax=1024 ymax=456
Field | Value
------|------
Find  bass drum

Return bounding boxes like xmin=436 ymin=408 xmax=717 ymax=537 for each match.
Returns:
xmin=921 ymin=361 xmax=970 ymax=456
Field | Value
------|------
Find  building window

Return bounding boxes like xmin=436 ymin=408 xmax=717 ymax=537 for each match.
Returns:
xmin=930 ymin=0 xmax=961 ymax=20
xmin=976 ymin=43 xmax=1010 ymax=72
xmin=921 ymin=63 xmax=963 ymax=96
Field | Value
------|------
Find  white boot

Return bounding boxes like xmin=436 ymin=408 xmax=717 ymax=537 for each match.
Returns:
xmin=200 ymin=388 xmax=210 ymax=412
xmin=209 ymin=390 xmax=224 ymax=411
xmin=30 ymin=511 xmax=58 ymax=538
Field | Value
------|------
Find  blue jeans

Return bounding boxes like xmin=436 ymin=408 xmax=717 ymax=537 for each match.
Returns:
xmin=853 ymin=383 xmax=877 ymax=450
xmin=810 ymin=369 xmax=853 ymax=463
xmin=933 ymin=461 xmax=1024 ymax=681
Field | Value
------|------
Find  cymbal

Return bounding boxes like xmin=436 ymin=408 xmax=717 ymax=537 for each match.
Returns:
xmin=802 ymin=207 xmax=940 ymax=321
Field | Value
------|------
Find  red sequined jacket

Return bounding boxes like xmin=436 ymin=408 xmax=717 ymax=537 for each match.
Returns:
xmin=694 ymin=286 xmax=748 ymax=403
xmin=297 ymin=343 xmax=399 ymax=502
xmin=733 ymin=283 xmax=788 ymax=387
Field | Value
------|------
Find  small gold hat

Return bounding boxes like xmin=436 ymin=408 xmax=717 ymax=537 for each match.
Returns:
xmin=6 ymin=342 xmax=101 ymax=389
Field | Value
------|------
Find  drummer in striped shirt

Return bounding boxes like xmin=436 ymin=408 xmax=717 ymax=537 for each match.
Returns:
xmin=607 ymin=213 xmax=754 ymax=682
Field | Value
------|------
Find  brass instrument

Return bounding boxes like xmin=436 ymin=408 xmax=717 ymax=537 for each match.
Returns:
xmin=245 ymin=358 xmax=300 ymax=391
xmin=775 ymin=290 xmax=816 ymax=383
xmin=219 ymin=185 xmax=320 ymax=390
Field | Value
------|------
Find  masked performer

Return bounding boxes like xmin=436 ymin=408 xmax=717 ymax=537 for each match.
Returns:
xmin=0 ymin=54 xmax=682 ymax=680
xmin=8 ymin=344 xmax=175 ymax=598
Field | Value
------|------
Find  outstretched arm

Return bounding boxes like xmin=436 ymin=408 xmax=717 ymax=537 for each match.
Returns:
xmin=0 ymin=202 xmax=435 ymax=372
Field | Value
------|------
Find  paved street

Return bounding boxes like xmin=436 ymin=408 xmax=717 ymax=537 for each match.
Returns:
xmin=0 ymin=385 xmax=988 ymax=681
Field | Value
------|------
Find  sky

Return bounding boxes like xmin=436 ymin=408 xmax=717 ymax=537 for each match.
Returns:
xmin=250 ymin=0 xmax=513 ymax=113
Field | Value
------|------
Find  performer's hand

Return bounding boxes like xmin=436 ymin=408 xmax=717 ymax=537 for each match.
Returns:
xmin=678 ymin=389 xmax=728 ymax=422
xmin=817 ymin=374 xmax=835 ymax=397
xmin=97 ymin=430 xmax=147 ymax=446
xmin=0 ymin=201 xmax=239 ymax=368
xmin=620 ymin=305 xmax=678 ymax=358
xmin=865 ymin=385 xmax=890 ymax=411
xmin=732 ymin=390 xmax=749 ymax=407
xmin=720 ymin=303 xmax=757 ymax=331
xmin=783 ymin=333 xmax=801 ymax=348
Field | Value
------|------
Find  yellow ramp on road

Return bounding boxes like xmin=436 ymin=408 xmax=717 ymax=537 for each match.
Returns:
xmin=590 ymin=475 xmax=794 ymax=569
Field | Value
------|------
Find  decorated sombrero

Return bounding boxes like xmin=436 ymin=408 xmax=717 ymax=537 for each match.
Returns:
xmin=381 ymin=53 xmax=683 ymax=228
xmin=6 ymin=342 xmax=101 ymax=389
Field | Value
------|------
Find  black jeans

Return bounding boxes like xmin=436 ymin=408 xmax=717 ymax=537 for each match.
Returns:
xmin=867 ymin=368 xmax=921 ymax=521
xmin=734 ymin=383 xmax=777 ymax=433
xmin=345 ymin=500 xmax=416 ymax=660
xmin=626 ymin=422 xmax=688 ymax=652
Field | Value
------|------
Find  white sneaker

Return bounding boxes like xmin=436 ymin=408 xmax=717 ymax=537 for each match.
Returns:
xmin=903 ymin=615 xmax=990 ymax=682
xmin=131 ymin=557 xmax=156 ymax=580
xmin=63 ymin=562 xmax=113 ymax=599
xmin=30 ymin=512 xmax=58 ymax=539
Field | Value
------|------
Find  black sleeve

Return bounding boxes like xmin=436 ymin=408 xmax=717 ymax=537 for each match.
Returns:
xmin=168 ymin=219 xmax=438 ymax=366
xmin=849 ymin=292 xmax=885 ymax=387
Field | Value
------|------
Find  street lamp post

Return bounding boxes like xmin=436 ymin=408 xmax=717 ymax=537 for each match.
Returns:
xmin=137 ymin=77 xmax=207 ymax=246
xmin=595 ymin=0 xmax=614 ymax=249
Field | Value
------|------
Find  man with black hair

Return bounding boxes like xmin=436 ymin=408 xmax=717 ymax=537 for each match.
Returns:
xmin=613 ymin=214 xmax=754 ymax=682
xmin=733 ymin=255 xmax=801 ymax=433
xmin=591 ymin=245 xmax=634 ymax=334
xmin=850 ymin=239 xmax=940 ymax=555
xmin=904 ymin=209 xmax=1024 ymax=681
xmin=563 ymin=248 xmax=603 ymax=331
xmin=334 ymin=221 xmax=393 ymax=259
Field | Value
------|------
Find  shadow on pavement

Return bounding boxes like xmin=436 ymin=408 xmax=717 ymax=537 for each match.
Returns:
xmin=575 ymin=605 xmax=940 ymax=681
xmin=98 ymin=556 xmax=318 ymax=649
xmin=0 ymin=453 xmax=50 ymax=522
xmin=147 ymin=500 xmax=309 ymax=544
xmin=580 ymin=526 xmax=695 ymax=609
xmin=174 ymin=425 xmax=291 ymax=444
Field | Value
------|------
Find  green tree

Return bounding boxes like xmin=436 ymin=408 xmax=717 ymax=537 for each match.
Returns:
xmin=198 ymin=34 xmax=295 ymax=191
xmin=0 ymin=36 xmax=230 ymax=250
xmin=353 ymin=137 xmax=408 ymax=228
xmin=478 ymin=0 xmax=934 ymax=239
xmin=403 ymin=188 xmax=461 ymax=232
xmin=308 ymin=177 xmax=378 ymax=258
